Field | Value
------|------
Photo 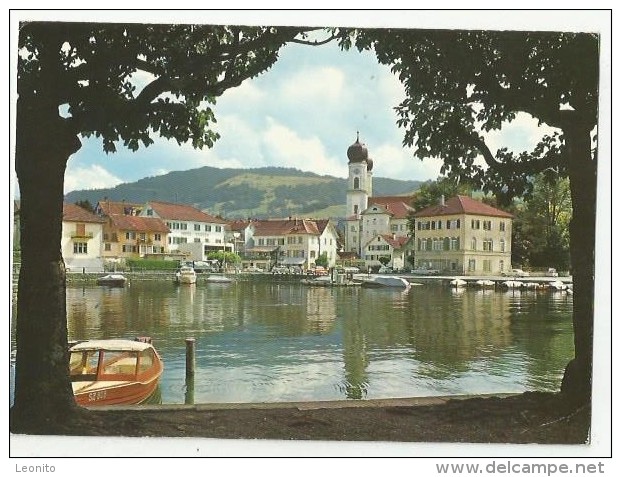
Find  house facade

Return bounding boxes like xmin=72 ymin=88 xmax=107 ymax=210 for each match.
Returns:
xmin=95 ymin=200 xmax=170 ymax=261
xmin=103 ymin=214 xmax=170 ymax=259
xmin=413 ymin=195 xmax=513 ymax=275
xmin=140 ymin=201 xmax=230 ymax=260
xmin=362 ymin=234 xmax=412 ymax=270
xmin=244 ymin=218 xmax=339 ymax=270
xmin=343 ymin=134 xmax=415 ymax=269
xmin=61 ymin=202 xmax=106 ymax=272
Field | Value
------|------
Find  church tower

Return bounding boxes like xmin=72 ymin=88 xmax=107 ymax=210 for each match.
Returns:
xmin=345 ymin=133 xmax=373 ymax=255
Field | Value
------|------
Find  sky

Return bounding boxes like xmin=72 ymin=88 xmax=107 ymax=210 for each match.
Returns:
xmin=10 ymin=9 xmax=609 ymax=197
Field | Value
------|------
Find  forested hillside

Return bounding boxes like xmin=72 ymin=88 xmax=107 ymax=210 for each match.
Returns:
xmin=64 ymin=166 xmax=422 ymax=218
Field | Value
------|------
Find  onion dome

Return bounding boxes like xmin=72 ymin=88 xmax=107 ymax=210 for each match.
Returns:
xmin=366 ymin=157 xmax=374 ymax=172
xmin=347 ymin=132 xmax=368 ymax=163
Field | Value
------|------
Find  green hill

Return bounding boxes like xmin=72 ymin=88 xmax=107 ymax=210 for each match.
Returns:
xmin=64 ymin=166 xmax=422 ymax=219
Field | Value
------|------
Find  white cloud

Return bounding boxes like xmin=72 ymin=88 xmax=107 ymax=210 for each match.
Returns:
xmin=372 ymin=143 xmax=443 ymax=182
xmin=64 ymin=165 xmax=123 ymax=194
xmin=482 ymin=112 xmax=560 ymax=155
xmin=262 ymin=118 xmax=347 ymax=178
xmin=280 ymin=66 xmax=346 ymax=104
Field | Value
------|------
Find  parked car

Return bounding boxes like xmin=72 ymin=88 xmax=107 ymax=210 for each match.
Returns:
xmin=502 ymin=268 xmax=530 ymax=277
xmin=412 ymin=268 xmax=440 ymax=275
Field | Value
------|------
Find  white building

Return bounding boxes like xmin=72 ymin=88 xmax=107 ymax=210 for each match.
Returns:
xmin=140 ymin=201 xmax=230 ymax=260
xmin=343 ymin=134 xmax=415 ymax=268
xmin=61 ymin=202 xmax=105 ymax=272
xmin=244 ymin=218 xmax=339 ymax=270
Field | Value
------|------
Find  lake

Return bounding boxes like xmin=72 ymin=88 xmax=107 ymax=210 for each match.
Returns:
xmin=10 ymin=278 xmax=574 ymax=405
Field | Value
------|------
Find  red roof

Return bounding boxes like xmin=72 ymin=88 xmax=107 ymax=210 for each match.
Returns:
xmin=109 ymin=215 xmax=170 ymax=233
xmin=96 ymin=200 xmax=143 ymax=216
xmin=368 ymin=196 xmax=415 ymax=219
xmin=63 ymin=203 xmax=106 ymax=223
xmin=147 ymin=201 xmax=227 ymax=223
xmin=252 ymin=218 xmax=321 ymax=237
xmin=380 ymin=234 xmax=411 ymax=249
xmin=413 ymin=195 xmax=513 ymax=218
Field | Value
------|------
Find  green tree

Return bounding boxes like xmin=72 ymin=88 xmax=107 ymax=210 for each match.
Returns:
xmin=520 ymin=173 xmax=572 ymax=271
xmin=74 ymin=199 xmax=94 ymax=212
xmin=207 ymin=250 xmax=241 ymax=268
xmin=314 ymin=252 xmax=329 ymax=268
xmin=407 ymin=176 xmax=474 ymax=232
xmin=351 ymin=29 xmax=598 ymax=403
xmin=13 ymin=21 xmax=322 ymax=431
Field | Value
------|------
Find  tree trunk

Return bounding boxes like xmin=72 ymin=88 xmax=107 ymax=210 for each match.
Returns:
xmin=561 ymin=125 xmax=596 ymax=405
xmin=11 ymin=98 xmax=82 ymax=432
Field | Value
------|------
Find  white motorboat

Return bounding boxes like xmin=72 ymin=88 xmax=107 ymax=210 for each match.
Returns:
xmin=175 ymin=266 xmax=197 ymax=285
xmin=450 ymin=279 xmax=467 ymax=288
xmin=361 ymin=275 xmax=411 ymax=289
xmin=206 ymin=275 xmax=233 ymax=284
xmin=475 ymin=279 xmax=495 ymax=288
xmin=501 ymin=280 xmax=522 ymax=289
xmin=96 ymin=274 xmax=127 ymax=287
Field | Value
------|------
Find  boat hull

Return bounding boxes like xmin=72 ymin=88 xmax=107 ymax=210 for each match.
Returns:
xmin=73 ymin=375 xmax=161 ymax=406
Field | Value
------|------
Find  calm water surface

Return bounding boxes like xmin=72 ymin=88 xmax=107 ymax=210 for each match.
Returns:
xmin=10 ymin=279 xmax=574 ymax=404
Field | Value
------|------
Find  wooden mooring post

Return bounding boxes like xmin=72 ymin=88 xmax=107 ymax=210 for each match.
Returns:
xmin=185 ymin=337 xmax=195 ymax=378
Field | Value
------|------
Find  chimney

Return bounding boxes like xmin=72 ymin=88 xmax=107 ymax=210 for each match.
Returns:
xmin=440 ymin=195 xmax=445 ymax=207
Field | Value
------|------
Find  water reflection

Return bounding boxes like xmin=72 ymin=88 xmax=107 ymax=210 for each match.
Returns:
xmin=10 ymin=280 xmax=574 ymax=404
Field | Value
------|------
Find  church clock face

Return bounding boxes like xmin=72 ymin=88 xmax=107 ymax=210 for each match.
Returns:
xmin=353 ymin=167 xmax=361 ymax=175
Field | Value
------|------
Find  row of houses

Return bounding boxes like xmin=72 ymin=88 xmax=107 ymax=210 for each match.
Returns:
xmin=60 ymin=199 xmax=341 ymax=273
xmin=58 ymin=192 xmax=514 ymax=276
xmin=33 ymin=135 xmax=515 ymax=276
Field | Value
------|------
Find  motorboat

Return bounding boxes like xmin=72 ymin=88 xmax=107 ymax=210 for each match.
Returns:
xmin=475 ymin=280 xmax=495 ymax=288
xmin=501 ymin=280 xmax=522 ymax=289
xmin=449 ymin=279 xmax=467 ymax=288
xmin=69 ymin=338 xmax=163 ymax=406
xmin=206 ymin=275 xmax=233 ymax=284
xmin=548 ymin=280 xmax=568 ymax=291
xmin=361 ymin=275 xmax=411 ymax=289
xmin=96 ymin=273 xmax=127 ymax=287
xmin=176 ymin=266 xmax=197 ymax=285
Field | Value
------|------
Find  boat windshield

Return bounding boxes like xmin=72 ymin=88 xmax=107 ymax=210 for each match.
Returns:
xmin=69 ymin=350 xmax=139 ymax=380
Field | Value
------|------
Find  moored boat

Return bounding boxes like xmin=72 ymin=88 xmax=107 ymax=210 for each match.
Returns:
xmin=176 ymin=266 xmax=197 ymax=284
xmin=450 ymin=278 xmax=467 ymax=288
xmin=96 ymin=274 xmax=127 ymax=287
xmin=206 ymin=275 xmax=233 ymax=284
xmin=361 ymin=275 xmax=411 ymax=289
xmin=69 ymin=338 xmax=163 ymax=406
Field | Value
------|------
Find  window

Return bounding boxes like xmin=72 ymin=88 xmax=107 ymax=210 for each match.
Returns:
xmin=468 ymin=259 xmax=476 ymax=271
xmin=483 ymin=220 xmax=492 ymax=231
xmin=500 ymin=222 xmax=506 ymax=232
xmin=446 ymin=220 xmax=451 ymax=229
xmin=354 ymin=205 xmax=359 ymax=215
xmin=154 ymin=233 xmax=161 ymax=242
xmin=146 ymin=209 xmax=153 ymax=216
xmin=216 ymin=226 xmax=222 ymax=232
xmin=73 ymin=242 xmax=88 ymax=254
xmin=104 ymin=243 xmax=111 ymax=251
xmin=354 ymin=177 xmax=360 ymax=189
xmin=483 ymin=239 xmax=493 ymax=251
xmin=194 ymin=224 xmax=201 ymax=231
xmin=351 ymin=225 xmax=356 ymax=232
xmin=500 ymin=239 xmax=506 ymax=252
xmin=437 ymin=220 xmax=442 ymax=230
xmin=206 ymin=225 xmax=212 ymax=232
xmin=125 ymin=232 xmax=136 ymax=240
xmin=139 ymin=233 xmax=146 ymax=241
xmin=194 ymin=238 xmax=201 ymax=243
xmin=450 ymin=237 xmax=460 ymax=250
xmin=471 ymin=237 xmax=477 ymax=250
xmin=483 ymin=260 xmax=491 ymax=272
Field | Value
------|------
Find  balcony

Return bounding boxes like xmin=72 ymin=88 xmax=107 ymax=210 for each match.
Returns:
xmin=70 ymin=231 xmax=94 ymax=239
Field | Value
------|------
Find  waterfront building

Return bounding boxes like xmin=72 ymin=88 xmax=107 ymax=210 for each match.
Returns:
xmin=61 ymin=202 xmax=106 ymax=272
xmin=413 ymin=195 xmax=513 ymax=275
xmin=343 ymin=133 xmax=415 ymax=269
